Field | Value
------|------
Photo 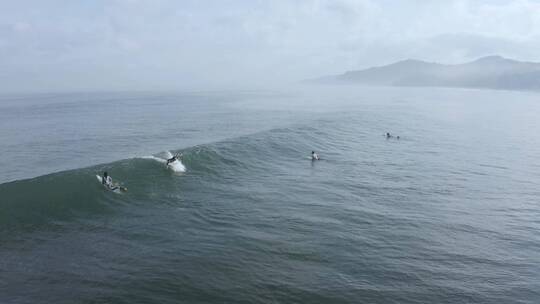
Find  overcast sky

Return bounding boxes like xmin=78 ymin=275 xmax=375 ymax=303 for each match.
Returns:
xmin=2 ymin=0 xmax=540 ymax=92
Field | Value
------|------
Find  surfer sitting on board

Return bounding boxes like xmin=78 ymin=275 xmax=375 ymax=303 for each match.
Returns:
xmin=166 ymin=153 xmax=182 ymax=165
xmin=311 ymin=151 xmax=320 ymax=161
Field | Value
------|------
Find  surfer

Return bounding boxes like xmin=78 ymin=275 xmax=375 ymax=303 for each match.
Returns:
xmin=386 ymin=133 xmax=401 ymax=139
xmin=101 ymin=171 xmax=127 ymax=192
xmin=166 ymin=153 xmax=182 ymax=165
xmin=311 ymin=151 xmax=320 ymax=161
xmin=102 ymin=172 xmax=113 ymax=187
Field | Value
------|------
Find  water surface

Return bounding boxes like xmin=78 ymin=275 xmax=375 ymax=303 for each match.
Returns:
xmin=1 ymin=86 xmax=539 ymax=303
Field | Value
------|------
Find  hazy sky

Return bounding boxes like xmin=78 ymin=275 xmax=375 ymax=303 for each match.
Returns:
xmin=2 ymin=0 xmax=540 ymax=92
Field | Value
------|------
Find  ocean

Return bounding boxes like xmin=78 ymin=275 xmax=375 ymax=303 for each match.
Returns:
xmin=1 ymin=86 xmax=539 ymax=303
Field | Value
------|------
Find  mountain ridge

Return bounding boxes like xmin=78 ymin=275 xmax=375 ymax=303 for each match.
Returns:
xmin=313 ymin=56 xmax=540 ymax=90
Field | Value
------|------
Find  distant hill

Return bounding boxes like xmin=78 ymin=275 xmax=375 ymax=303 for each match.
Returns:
xmin=313 ymin=56 xmax=540 ymax=90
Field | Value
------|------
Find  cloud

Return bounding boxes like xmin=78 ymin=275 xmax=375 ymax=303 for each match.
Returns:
xmin=1 ymin=0 xmax=540 ymax=91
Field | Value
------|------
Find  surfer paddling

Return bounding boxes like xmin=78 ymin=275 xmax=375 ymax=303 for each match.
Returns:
xmin=101 ymin=172 xmax=127 ymax=192
xmin=386 ymin=132 xmax=400 ymax=140
xmin=102 ymin=172 xmax=113 ymax=187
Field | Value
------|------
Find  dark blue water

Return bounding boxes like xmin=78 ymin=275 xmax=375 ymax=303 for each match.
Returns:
xmin=1 ymin=86 xmax=539 ymax=303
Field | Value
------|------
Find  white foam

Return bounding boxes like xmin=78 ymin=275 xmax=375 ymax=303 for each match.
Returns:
xmin=142 ymin=151 xmax=186 ymax=173
xmin=167 ymin=159 xmax=186 ymax=173
xmin=141 ymin=155 xmax=166 ymax=164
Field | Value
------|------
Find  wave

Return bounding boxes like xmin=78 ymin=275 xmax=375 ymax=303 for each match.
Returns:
xmin=0 ymin=123 xmax=333 ymax=232
xmin=0 ymin=167 xmax=113 ymax=232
